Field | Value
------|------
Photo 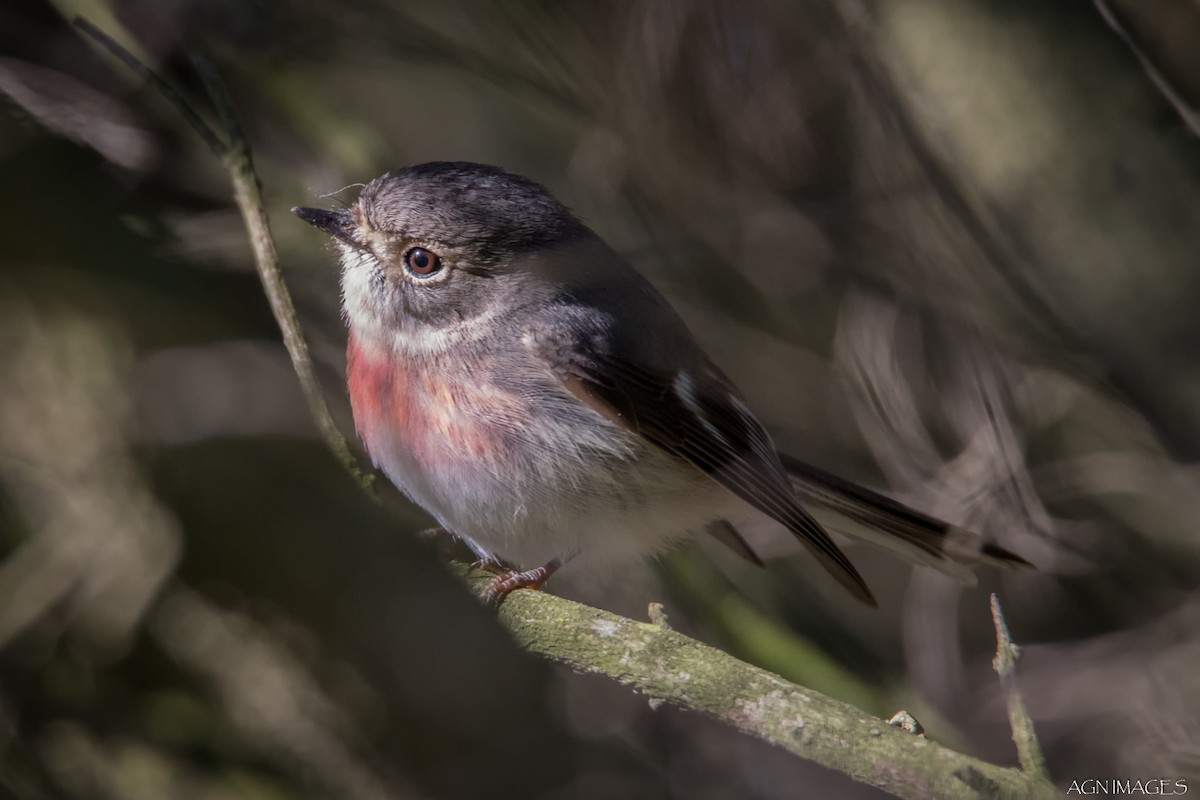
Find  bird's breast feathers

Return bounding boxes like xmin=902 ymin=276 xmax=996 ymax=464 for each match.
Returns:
xmin=343 ymin=331 xmax=719 ymax=565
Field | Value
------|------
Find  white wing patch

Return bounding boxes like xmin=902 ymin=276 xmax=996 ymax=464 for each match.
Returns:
xmin=673 ymin=371 xmax=728 ymax=444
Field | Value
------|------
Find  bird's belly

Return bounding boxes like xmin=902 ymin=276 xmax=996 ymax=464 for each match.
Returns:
xmin=347 ymin=337 xmax=725 ymax=570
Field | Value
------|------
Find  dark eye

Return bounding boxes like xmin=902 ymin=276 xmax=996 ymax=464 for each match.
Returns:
xmin=403 ymin=247 xmax=441 ymax=276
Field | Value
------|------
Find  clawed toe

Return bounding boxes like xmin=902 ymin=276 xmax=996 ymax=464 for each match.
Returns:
xmin=480 ymin=560 xmax=561 ymax=606
xmin=470 ymin=558 xmax=507 ymax=574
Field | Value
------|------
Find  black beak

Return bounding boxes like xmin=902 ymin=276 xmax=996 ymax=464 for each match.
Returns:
xmin=291 ymin=206 xmax=357 ymax=246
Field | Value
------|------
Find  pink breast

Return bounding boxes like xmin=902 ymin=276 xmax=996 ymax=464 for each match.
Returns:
xmin=346 ymin=333 xmax=516 ymax=467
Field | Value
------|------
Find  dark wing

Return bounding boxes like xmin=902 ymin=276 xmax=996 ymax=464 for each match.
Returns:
xmin=543 ymin=327 xmax=877 ymax=606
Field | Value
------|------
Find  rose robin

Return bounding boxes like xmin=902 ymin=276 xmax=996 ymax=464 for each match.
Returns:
xmin=294 ymin=162 xmax=1025 ymax=604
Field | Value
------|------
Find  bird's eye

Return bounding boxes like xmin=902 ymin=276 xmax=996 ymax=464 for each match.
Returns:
xmin=403 ymin=247 xmax=441 ymax=277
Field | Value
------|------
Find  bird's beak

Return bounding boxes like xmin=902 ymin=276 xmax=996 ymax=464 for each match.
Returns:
xmin=291 ymin=207 xmax=358 ymax=247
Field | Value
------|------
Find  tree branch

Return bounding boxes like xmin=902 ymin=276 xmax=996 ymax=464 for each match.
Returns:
xmin=459 ymin=565 xmax=1054 ymax=800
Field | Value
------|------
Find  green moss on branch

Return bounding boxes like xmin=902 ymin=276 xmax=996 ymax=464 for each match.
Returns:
xmin=457 ymin=565 xmax=1055 ymax=800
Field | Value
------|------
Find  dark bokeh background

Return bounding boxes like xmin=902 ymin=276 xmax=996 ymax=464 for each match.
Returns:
xmin=2 ymin=0 xmax=1199 ymax=797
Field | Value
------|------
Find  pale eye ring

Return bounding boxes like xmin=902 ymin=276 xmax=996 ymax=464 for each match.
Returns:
xmin=403 ymin=247 xmax=441 ymax=277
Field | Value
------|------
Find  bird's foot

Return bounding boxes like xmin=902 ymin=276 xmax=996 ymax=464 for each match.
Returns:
xmin=481 ymin=559 xmax=562 ymax=606
xmin=469 ymin=557 xmax=507 ymax=573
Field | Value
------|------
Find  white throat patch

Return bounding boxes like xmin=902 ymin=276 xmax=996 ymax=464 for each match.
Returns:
xmin=339 ymin=244 xmax=502 ymax=356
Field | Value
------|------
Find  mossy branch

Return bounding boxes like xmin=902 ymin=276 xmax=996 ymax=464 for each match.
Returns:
xmin=77 ymin=19 xmax=1056 ymax=799
xmin=458 ymin=566 xmax=1054 ymax=800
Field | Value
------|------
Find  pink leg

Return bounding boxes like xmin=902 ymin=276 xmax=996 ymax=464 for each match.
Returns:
xmin=481 ymin=559 xmax=562 ymax=605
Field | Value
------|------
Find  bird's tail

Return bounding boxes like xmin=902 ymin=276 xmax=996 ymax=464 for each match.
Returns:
xmin=780 ymin=454 xmax=1030 ymax=583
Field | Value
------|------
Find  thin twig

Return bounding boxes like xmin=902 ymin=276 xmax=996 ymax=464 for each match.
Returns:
xmin=74 ymin=18 xmax=375 ymax=495
xmin=833 ymin=0 xmax=1200 ymax=463
xmin=1093 ymin=0 xmax=1200 ymax=138
xmin=189 ymin=55 xmax=374 ymax=492
xmin=990 ymin=593 xmax=1049 ymax=780
xmin=72 ymin=18 xmax=227 ymax=156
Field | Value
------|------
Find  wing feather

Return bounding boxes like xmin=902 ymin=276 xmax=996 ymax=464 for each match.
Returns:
xmin=557 ymin=342 xmax=877 ymax=605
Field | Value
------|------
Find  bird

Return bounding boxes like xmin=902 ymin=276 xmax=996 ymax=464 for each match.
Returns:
xmin=293 ymin=161 xmax=1026 ymax=605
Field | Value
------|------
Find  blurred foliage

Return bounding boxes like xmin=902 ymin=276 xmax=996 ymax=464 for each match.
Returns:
xmin=2 ymin=0 xmax=1200 ymax=797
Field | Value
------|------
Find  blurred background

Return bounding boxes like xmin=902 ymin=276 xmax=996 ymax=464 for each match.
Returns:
xmin=2 ymin=0 xmax=1200 ymax=797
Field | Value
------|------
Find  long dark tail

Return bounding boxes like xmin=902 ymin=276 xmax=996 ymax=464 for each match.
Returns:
xmin=779 ymin=453 xmax=1030 ymax=580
